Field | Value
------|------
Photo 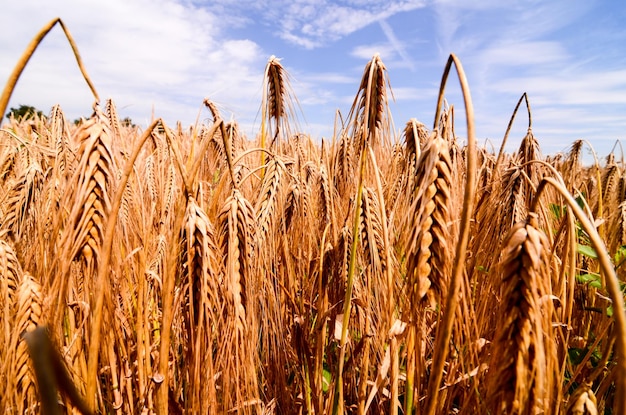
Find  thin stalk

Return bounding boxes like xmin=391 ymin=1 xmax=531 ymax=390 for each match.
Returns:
xmin=425 ymin=53 xmax=476 ymax=415
xmin=493 ymin=92 xmax=531 ymax=176
xmin=390 ymin=337 xmax=399 ymax=415
xmin=316 ymin=224 xmax=331 ymax=415
xmin=0 ymin=17 xmax=99 ymax=124
xmin=332 ymin=141 xmax=368 ymax=415
xmin=367 ymin=145 xmax=398 ymax=414
xmin=357 ymin=339 xmax=371 ymax=415
xmin=136 ymin=247 xmax=148 ymax=401
xmin=404 ymin=326 xmax=415 ymax=413
xmin=304 ymin=356 xmax=313 ymax=415
xmin=156 ymin=205 xmax=186 ymax=415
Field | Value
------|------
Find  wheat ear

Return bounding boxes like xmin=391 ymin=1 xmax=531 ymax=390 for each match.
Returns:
xmin=487 ymin=214 xmax=550 ymax=414
xmin=217 ymin=189 xmax=259 ymax=413
xmin=182 ymin=197 xmax=220 ymax=412
xmin=86 ymin=119 xmax=163 ymax=412
xmin=9 ymin=272 xmax=43 ymax=414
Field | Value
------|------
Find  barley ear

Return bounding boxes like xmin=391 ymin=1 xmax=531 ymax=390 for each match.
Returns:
xmin=9 ymin=272 xmax=43 ymax=415
xmin=85 ymin=118 xmax=163 ymax=412
xmin=487 ymin=214 xmax=550 ymax=414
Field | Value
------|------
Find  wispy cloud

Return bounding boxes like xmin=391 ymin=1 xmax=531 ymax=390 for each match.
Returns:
xmin=248 ymin=0 xmax=427 ymax=49
xmin=479 ymin=41 xmax=569 ymax=67
xmin=421 ymin=0 xmax=625 ymax=156
xmin=490 ymin=69 xmax=626 ymax=106
xmin=379 ymin=20 xmax=415 ymax=70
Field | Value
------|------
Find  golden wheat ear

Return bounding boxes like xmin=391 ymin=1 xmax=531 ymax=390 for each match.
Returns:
xmin=348 ymin=53 xmax=390 ymax=152
xmin=259 ymin=56 xmax=300 ymax=164
xmin=486 ymin=214 xmax=551 ymax=414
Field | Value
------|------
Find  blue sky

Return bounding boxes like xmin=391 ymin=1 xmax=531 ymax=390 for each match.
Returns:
xmin=1 ymin=0 xmax=625 ymax=159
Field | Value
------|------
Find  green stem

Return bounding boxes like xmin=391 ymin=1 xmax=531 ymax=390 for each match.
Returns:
xmin=332 ymin=143 xmax=368 ymax=415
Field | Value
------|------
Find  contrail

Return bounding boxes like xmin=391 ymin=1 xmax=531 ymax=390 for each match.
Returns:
xmin=379 ymin=19 xmax=415 ymax=71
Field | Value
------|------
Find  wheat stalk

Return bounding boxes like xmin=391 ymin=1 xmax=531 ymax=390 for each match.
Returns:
xmin=424 ymin=53 xmax=477 ymax=415
xmin=0 ymin=18 xmax=99 ymax=124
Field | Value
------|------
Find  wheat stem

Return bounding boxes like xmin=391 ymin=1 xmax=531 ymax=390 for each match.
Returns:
xmin=0 ymin=18 xmax=99 ymax=124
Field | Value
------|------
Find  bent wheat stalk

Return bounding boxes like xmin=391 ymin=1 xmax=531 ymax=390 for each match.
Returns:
xmin=424 ymin=53 xmax=476 ymax=415
xmin=494 ymin=92 xmax=532 ymax=175
xmin=23 ymin=326 xmax=95 ymax=415
xmin=532 ymin=176 xmax=626 ymax=414
xmin=0 ymin=18 xmax=99 ymax=124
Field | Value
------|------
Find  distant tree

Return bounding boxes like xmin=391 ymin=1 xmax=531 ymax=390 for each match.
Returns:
xmin=5 ymin=105 xmax=45 ymax=121
xmin=70 ymin=116 xmax=134 ymax=127
xmin=121 ymin=116 xmax=135 ymax=128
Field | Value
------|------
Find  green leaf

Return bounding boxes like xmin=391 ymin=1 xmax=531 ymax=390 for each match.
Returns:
xmin=568 ymin=348 xmax=585 ymax=365
xmin=549 ymin=203 xmax=564 ymax=220
xmin=614 ymin=245 xmax=626 ymax=268
xmin=322 ymin=368 xmax=331 ymax=393
xmin=577 ymin=244 xmax=598 ymax=259
xmin=576 ymin=273 xmax=602 ymax=289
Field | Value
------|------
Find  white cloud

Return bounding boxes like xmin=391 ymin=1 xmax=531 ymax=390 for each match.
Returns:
xmin=351 ymin=43 xmax=397 ymax=61
xmin=388 ymin=86 xmax=438 ymax=102
xmin=0 ymin=0 xmax=266 ymax=128
xmin=1 ymin=0 xmax=623 ymax=158
xmin=488 ymin=69 xmax=626 ymax=106
xmin=300 ymin=73 xmax=355 ymax=84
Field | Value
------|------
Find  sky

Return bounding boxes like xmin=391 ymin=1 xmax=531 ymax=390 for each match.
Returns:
xmin=1 ymin=0 xmax=625 ymax=160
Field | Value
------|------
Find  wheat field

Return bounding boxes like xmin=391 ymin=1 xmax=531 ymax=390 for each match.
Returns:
xmin=1 ymin=18 xmax=625 ymax=415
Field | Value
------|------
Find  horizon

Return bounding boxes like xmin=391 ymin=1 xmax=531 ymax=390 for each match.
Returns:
xmin=1 ymin=0 xmax=625 ymax=162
